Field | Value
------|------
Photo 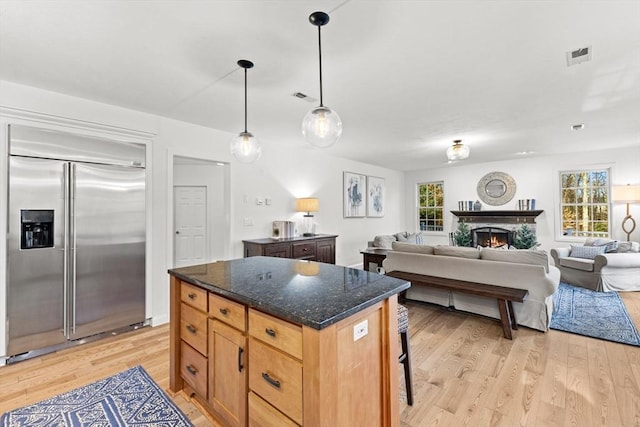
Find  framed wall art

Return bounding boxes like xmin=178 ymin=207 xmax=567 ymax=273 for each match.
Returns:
xmin=367 ymin=176 xmax=385 ymax=217
xmin=343 ymin=171 xmax=366 ymax=218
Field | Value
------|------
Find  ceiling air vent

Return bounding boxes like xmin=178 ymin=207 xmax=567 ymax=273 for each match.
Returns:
xmin=566 ymin=46 xmax=592 ymax=66
xmin=292 ymin=92 xmax=318 ymax=103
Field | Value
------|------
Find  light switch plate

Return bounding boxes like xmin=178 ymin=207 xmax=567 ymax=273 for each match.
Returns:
xmin=353 ymin=319 xmax=368 ymax=341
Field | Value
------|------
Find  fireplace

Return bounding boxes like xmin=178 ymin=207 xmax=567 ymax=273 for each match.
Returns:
xmin=451 ymin=209 xmax=543 ymax=248
xmin=472 ymin=227 xmax=513 ymax=248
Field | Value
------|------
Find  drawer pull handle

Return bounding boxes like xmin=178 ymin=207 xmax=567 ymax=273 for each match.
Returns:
xmin=186 ymin=365 xmax=198 ymax=376
xmin=265 ymin=328 xmax=276 ymax=337
xmin=219 ymin=308 xmax=229 ymax=316
xmin=186 ymin=324 xmax=197 ymax=334
xmin=238 ymin=347 xmax=244 ymax=372
xmin=262 ymin=372 xmax=281 ymax=389
xmin=188 ymin=293 xmax=196 ymax=300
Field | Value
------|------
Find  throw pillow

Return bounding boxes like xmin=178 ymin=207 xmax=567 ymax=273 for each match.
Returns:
xmin=402 ymin=232 xmax=426 ymax=245
xmin=569 ymin=244 xmax=606 ymax=259
xmin=584 ymin=238 xmax=618 ymax=253
xmin=373 ymin=235 xmax=396 ymax=249
xmin=616 ymin=241 xmax=640 ymax=253
xmin=395 ymin=232 xmax=409 ymax=241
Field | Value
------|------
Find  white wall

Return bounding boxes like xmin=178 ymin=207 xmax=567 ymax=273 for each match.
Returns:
xmin=0 ymin=80 xmax=404 ymax=358
xmin=404 ymin=148 xmax=640 ymax=249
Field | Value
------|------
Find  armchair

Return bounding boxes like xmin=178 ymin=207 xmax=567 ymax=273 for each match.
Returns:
xmin=550 ymin=245 xmax=640 ymax=292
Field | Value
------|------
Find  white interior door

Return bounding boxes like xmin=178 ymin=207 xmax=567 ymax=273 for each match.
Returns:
xmin=174 ymin=186 xmax=207 ymax=267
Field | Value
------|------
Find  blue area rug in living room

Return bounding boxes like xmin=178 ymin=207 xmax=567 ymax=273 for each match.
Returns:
xmin=550 ymin=282 xmax=640 ymax=346
xmin=0 ymin=365 xmax=193 ymax=427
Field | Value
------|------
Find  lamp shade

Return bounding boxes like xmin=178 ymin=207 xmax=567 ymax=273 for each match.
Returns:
xmin=296 ymin=197 xmax=319 ymax=213
xmin=612 ymin=185 xmax=640 ymax=203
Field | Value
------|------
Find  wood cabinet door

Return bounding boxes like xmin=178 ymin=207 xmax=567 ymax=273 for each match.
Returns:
xmin=209 ymin=319 xmax=247 ymax=427
xmin=315 ymin=238 xmax=336 ymax=264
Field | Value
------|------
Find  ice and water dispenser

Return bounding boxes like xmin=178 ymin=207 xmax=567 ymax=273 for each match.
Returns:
xmin=20 ymin=210 xmax=54 ymax=249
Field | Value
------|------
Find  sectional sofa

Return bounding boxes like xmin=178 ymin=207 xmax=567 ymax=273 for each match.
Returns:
xmin=382 ymin=242 xmax=561 ymax=331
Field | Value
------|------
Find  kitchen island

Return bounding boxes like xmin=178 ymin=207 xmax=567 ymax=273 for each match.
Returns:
xmin=169 ymin=256 xmax=410 ymax=427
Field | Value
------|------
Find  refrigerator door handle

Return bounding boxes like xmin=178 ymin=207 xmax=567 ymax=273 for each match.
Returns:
xmin=63 ymin=163 xmax=69 ymax=336
xmin=70 ymin=163 xmax=77 ymax=334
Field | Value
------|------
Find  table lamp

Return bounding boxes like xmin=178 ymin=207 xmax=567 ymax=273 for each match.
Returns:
xmin=296 ymin=197 xmax=319 ymax=236
xmin=612 ymin=184 xmax=640 ymax=241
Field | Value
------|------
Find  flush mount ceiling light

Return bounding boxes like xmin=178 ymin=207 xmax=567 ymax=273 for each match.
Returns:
xmin=302 ymin=11 xmax=342 ymax=148
xmin=230 ymin=59 xmax=262 ymax=163
xmin=446 ymin=139 xmax=470 ymax=161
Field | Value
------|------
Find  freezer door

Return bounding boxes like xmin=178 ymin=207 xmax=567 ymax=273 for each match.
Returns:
xmin=69 ymin=163 xmax=146 ymax=340
xmin=7 ymin=157 xmax=67 ymax=355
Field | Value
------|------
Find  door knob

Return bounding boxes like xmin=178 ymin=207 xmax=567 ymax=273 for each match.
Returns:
xmin=175 ymin=231 xmax=180 ymax=234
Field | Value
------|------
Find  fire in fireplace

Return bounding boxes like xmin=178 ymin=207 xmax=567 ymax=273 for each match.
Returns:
xmin=472 ymin=227 xmax=513 ymax=248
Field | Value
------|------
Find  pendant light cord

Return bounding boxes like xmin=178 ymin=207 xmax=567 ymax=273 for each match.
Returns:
xmin=317 ymin=25 xmax=324 ymax=107
xmin=243 ymin=66 xmax=248 ymax=133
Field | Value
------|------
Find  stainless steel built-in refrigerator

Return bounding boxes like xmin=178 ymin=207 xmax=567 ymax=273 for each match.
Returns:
xmin=6 ymin=124 xmax=146 ymax=359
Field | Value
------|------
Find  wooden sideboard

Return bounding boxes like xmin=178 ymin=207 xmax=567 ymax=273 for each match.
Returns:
xmin=243 ymin=234 xmax=337 ymax=264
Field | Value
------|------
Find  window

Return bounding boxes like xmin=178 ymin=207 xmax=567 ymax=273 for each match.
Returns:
xmin=417 ymin=182 xmax=444 ymax=231
xmin=560 ymin=169 xmax=610 ymax=238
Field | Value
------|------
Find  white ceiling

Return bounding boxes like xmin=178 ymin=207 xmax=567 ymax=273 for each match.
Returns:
xmin=1 ymin=1 xmax=639 ymax=171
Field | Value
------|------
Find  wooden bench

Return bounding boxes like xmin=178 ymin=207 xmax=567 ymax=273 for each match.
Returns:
xmin=385 ymin=271 xmax=528 ymax=340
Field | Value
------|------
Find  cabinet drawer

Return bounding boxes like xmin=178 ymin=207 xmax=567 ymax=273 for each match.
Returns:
xmin=180 ymin=303 xmax=208 ymax=355
xmin=249 ymin=338 xmax=302 ymax=425
xmin=292 ymin=242 xmax=316 ymax=259
xmin=209 ymin=293 xmax=246 ymax=332
xmin=181 ymin=282 xmax=208 ymax=312
xmin=181 ymin=341 xmax=207 ymax=398
xmin=263 ymin=243 xmax=291 ymax=258
xmin=248 ymin=391 xmax=299 ymax=427
xmin=248 ymin=309 xmax=302 ymax=360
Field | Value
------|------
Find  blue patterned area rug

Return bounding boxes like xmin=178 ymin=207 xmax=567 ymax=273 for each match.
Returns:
xmin=550 ymin=282 xmax=640 ymax=346
xmin=0 ymin=365 xmax=193 ymax=426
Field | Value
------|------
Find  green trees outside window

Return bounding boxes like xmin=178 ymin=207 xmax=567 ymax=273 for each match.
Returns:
xmin=560 ymin=170 xmax=610 ymax=238
xmin=418 ymin=182 xmax=444 ymax=232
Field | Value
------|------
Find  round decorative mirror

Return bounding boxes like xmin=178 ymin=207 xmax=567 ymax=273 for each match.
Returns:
xmin=477 ymin=172 xmax=516 ymax=206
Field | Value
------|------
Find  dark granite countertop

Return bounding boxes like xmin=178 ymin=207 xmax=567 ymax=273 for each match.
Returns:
xmin=168 ymin=256 xmax=410 ymax=330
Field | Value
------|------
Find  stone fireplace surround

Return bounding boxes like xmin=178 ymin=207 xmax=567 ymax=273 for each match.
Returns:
xmin=451 ymin=210 xmax=543 ymax=248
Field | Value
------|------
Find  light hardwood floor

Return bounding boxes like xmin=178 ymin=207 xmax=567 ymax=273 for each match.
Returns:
xmin=1 ymin=292 xmax=639 ymax=427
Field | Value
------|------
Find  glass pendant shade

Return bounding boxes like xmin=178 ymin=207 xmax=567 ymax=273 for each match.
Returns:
xmin=302 ymin=106 xmax=342 ymax=148
xmin=230 ymin=131 xmax=262 ymax=163
xmin=447 ymin=140 xmax=470 ymax=160
xmin=230 ymin=59 xmax=261 ymax=163
xmin=303 ymin=11 xmax=342 ymax=148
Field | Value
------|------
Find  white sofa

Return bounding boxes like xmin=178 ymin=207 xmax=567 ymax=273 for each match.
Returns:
xmin=550 ymin=240 xmax=640 ymax=292
xmin=382 ymin=242 xmax=561 ymax=331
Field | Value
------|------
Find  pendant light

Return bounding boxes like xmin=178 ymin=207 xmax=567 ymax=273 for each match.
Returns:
xmin=447 ymin=139 xmax=470 ymax=161
xmin=230 ymin=59 xmax=262 ymax=163
xmin=302 ymin=11 xmax=342 ymax=148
